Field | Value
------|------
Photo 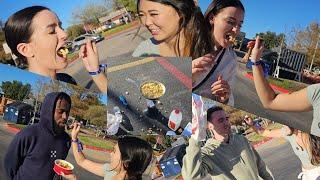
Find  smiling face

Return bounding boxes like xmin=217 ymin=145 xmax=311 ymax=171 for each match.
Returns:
xmin=138 ymin=0 xmax=182 ymax=43
xmin=208 ymin=7 xmax=244 ymax=48
xmin=27 ymin=10 xmax=68 ymax=72
xmin=207 ymin=110 xmax=231 ymax=140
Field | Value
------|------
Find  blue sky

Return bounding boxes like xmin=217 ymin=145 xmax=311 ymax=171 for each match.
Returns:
xmin=199 ymin=0 xmax=320 ymax=38
xmin=0 ymin=0 xmax=93 ymax=29
xmin=1 ymin=0 xmax=318 ymax=38
xmin=0 ymin=64 xmax=107 ymax=104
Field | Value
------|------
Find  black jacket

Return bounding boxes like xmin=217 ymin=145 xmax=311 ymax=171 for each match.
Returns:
xmin=4 ymin=92 xmax=71 ymax=180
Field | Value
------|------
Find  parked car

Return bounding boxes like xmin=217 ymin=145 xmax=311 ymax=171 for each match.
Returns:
xmin=72 ymin=34 xmax=104 ymax=51
xmin=106 ymin=22 xmax=116 ymax=30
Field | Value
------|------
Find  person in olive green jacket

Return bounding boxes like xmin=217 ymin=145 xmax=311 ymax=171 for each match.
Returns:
xmin=182 ymin=106 xmax=274 ymax=180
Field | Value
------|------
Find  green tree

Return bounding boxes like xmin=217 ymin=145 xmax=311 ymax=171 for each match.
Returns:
xmin=84 ymin=105 xmax=107 ymax=127
xmin=0 ymin=80 xmax=31 ymax=101
xmin=113 ymin=0 xmax=136 ymax=13
xmin=290 ymin=22 xmax=320 ymax=66
xmin=71 ymin=2 xmax=108 ymax=25
xmin=256 ymin=31 xmax=286 ymax=49
xmin=66 ymin=24 xmax=86 ymax=40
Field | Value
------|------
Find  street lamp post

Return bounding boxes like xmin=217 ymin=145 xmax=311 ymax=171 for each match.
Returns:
xmin=309 ymin=33 xmax=320 ymax=72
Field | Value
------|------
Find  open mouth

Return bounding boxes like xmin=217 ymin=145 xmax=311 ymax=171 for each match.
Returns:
xmin=57 ymin=45 xmax=70 ymax=59
xmin=225 ymin=33 xmax=236 ymax=44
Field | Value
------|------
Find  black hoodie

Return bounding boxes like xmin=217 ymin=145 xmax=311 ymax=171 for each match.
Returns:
xmin=4 ymin=92 xmax=71 ymax=180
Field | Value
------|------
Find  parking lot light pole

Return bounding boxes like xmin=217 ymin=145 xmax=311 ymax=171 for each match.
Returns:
xmin=309 ymin=33 xmax=320 ymax=72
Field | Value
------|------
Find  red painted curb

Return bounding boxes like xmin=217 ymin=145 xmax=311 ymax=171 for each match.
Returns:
xmin=156 ymin=57 xmax=192 ymax=90
xmin=5 ymin=124 xmax=20 ymax=134
xmin=245 ymin=73 xmax=290 ymax=93
xmin=83 ymin=145 xmax=112 ymax=153
xmin=252 ymin=137 xmax=273 ymax=149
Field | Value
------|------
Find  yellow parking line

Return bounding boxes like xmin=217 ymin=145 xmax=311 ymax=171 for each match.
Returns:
xmin=107 ymin=57 xmax=156 ymax=73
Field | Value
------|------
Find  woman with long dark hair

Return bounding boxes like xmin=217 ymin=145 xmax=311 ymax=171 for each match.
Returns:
xmin=61 ymin=123 xmax=153 ymax=180
xmin=133 ymin=0 xmax=212 ymax=59
xmin=192 ymin=0 xmax=245 ymax=106
xmin=5 ymin=6 xmax=107 ymax=92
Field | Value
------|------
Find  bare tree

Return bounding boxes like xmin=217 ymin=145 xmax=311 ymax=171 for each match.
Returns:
xmin=70 ymin=1 xmax=109 ymax=25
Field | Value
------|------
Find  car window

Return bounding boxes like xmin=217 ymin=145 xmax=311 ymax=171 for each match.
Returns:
xmin=75 ymin=37 xmax=85 ymax=41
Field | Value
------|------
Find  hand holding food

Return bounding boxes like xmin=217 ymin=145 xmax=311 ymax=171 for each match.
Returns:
xmin=79 ymin=40 xmax=100 ymax=72
xmin=249 ymin=36 xmax=264 ymax=62
xmin=71 ymin=122 xmax=81 ymax=141
xmin=53 ymin=159 xmax=74 ymax=176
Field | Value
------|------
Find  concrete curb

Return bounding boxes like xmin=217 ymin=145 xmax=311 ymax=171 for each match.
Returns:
xmin=244 ymin=73 xmax=290 ymax=93
xmin=4 ymin=123 xmax=112 ymax=153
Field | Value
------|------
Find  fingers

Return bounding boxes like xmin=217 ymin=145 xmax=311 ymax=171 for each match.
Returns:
xmin=79 ymin=45 xmax=86 ymax=58
xmin=192 ymin=67 xmax=207 ymax=74
xmin=92 ymin=41 xmax=97 ymax=54
xmin=217 ymin=74 xmax=222 ymax=81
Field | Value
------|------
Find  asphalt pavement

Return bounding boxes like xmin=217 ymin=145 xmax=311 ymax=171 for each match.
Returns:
xmin=107 ymin=57 xmax=192 ymax=135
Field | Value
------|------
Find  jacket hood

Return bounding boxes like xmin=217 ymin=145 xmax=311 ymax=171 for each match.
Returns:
xmin=39 ymin=92 xmax=71 ymax=135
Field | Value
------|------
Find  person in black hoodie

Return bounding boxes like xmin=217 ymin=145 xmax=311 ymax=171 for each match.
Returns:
xmin=4 ymin=92 xmax=72 ymax=180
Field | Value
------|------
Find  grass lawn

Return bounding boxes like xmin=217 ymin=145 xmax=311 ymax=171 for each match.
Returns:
xmin=101 ymin=21 xmax=139 ymax=37
xmin=247 ymin=71 xmax=307 ymax=91
xmin=78 ymin=135 xmax=115 ymax=150
xmin=247 ymin=122 xmax=283 ymax=143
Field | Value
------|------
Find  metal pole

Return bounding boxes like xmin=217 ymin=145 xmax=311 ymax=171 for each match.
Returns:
xmin=309 ymin=33 xmax=320 ymax=71
xmin=273 ymin=35 xmax=285 ymax=77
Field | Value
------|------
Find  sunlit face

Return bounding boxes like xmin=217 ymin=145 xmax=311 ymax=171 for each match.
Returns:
xmin=28 ymin=10 xmax=68 ymax=71
xmin=207 ymin=110 xmax=231 ymax=137
xmin=110 ymin=144 xmax=122 ymax=171
xmin=54 ymin=98 xmax=70 ymax=130
xmin=208 ymin=7 xmax=244 ymax=48
xmin=138 ymin=0 xmax=181 ymax=43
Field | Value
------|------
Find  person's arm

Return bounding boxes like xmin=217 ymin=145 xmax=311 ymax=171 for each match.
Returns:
xmin=4 ymin=132 xmax=28 ymax=179
xmin=79 ymin=40 xmax=107 ymax=93
xmin=251 ymin=36 xmax=312 ymax=112
xmin=244 ymin=117 xmax=288 ymax=138
xmin=71 ymin=123 xmax=105 ymax=177
xmin=181 ymin=137 xmax=211 ymax=180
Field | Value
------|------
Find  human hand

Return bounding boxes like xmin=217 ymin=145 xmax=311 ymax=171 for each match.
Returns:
xmin=211 ymin=75 xmax=230 ymax=103
xmin=192 ymin=54 xmax=215 ymax=79
xmin=79 ymin=40 xmax=100 ymax=72
xmin=61 ymin=172 xmax=77 ymax=180
xmin=250 ymin=36 xmax=264 ymax=62
xmin=71 ymin=122 xmax=81 ymax=141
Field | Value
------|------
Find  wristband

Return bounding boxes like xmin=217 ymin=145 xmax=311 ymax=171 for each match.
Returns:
xmin=88 ymin=64 xmax=107 ymax=76
xmin=71 ymin=139 xmax=84 ymax=152
xmin=249 ymin=59 xmax=262 ymax=66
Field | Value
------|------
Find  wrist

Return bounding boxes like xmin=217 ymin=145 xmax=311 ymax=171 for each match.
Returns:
xmin=249 ymin=59 xmax=262 ymax=66
xmin=88 ymin=64 xmax=107 ymax=76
